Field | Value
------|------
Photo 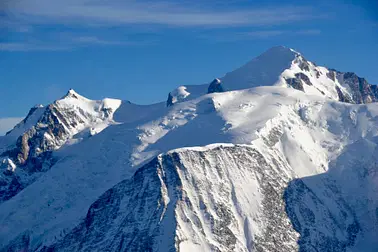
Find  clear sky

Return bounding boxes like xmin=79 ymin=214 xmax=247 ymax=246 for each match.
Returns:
xmin=0 ymin=0 xmax=377 ymax=118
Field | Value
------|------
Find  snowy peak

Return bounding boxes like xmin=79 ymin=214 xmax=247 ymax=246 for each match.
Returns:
xmin=278 ymin=53 xmax=378 ymax=104
xmin=164 ymin=46 xmax=376 ymax=108
xmin=55 ymin=89 xmax=121 ymax=124
xmin=62 ymin=88 xmax=84 ymax=100
xmin=2 ymin=89 xmax=122 ymax=164
xmin=5 ymin=105 xmax=46 ymax=137
xmin=166 ymin=46 xmax=303 ymax=106
xmin=1 ymin=46 xmax=378 ymax=252
xmin=8 ymin=90 xmax=122 ymax=164
xmin=220 ymin=46 xmax=298 ymax=91
xmin=217 ymin=46 xmax=376 ymax=105
xmin=0 ymin=90 xmax=122 ymax=203
xmin=257 ymin=45 xmax=300 ymax=58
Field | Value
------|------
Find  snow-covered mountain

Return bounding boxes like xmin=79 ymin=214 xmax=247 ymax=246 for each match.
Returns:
xmin=167 ymin=46 xmax=377 ymax=106
xmin=0 ymin=118 xmax=23 ymax=136
xmin=0 ymin=46 xmax=377 ymax=252
xmin=0 ymin=89 xmax=121 ymax=203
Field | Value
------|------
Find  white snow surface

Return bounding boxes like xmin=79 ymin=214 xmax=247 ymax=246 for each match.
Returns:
xmin=0 ymin=85 xmax=377 ymax=250
xmin=55 ymin=89 xmax=122 ymax=138
xmin=167 ymin=84 xmax=209 ymax=105
xmin=220 ymin=46 xmax=297 ymax=91
xmin=0 ymin=47 xmax=377 ymax=251
xmin=0 ymin=90 xmax=121 ymax=154
xmin=168 ymin=46 xmax=355 ymax=107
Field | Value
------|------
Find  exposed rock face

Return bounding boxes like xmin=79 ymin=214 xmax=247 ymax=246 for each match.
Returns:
xmin=208 ymin=78 xmax=224 ymax=93
xmin=5 ymin=105 xmax=43 ymax=136
xmin=314 ymin=69 xmax=321 ymax=78
xmin=285 ymin=179 xmax=360 ymax=252
xmin=4 ymin=100 xmax=108 ymax=166
xmin=1 ymin=46 xmax=378 ymax=252
xmin=26 ymin=146 xmax=298 ymax=252
xmin=339 ymin=72 xmax=378 ymax=104
xmin=297 ymin=57 xmax=311 ymax=72
xmin=286 ymin=56 xmax=378 ymax=105
xmin=286 ymin=78 xmax=304 ymax=91
xmin=295 ymin=73 xmax=312 ymax=86
xmin=336 ymin=86 xmax=354 ymax=103
xmin=13 ymin=143 xmax=371 ymax=252
xmin=166 ymin=46 xmax=378 ymax=107
xmin=327 ymin=70 xmax=336 ymax=82
xmin=0 ymin=90 xmax=121 ymax=204
xmin=166 ymin=92 xmax=174 ymax=107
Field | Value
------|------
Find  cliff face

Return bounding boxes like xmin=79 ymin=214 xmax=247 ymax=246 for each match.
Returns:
xmin=8 ymin=144 xmax=369 ymax=252
xmin=338 ymin=72 xmax=378 ymax=104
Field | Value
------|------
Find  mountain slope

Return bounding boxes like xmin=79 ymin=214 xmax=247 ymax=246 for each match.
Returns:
xmin=0 ymin=46 xmax=377 ymax=252
xmin=0 ymin=89 xmax=121 ymax=203
xmin=1 ymin=86 xmax=378 ymax=251
xmin=0 ymin=118 xmax=23 ymax=136
xmin=166 ymin=46 xmax=376 ymax=106
xmin=36 ymin=145 xmax=299 ymax=252
xmin=35 ymin=141 xmax=375 ymax=252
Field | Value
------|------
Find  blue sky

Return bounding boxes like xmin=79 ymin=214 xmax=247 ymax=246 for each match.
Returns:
xmin=0 ymin=0 xmax=377 ymax=118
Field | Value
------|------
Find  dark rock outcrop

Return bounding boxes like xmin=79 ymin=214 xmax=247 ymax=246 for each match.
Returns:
xmin=285 ymin=73 xmax=313 ymax=92
xmin=327 ymin=70 xmax=336 ymax=82
xmin=208 ymin=78 xmax=224 ymax=93
xmin=4 ymin=104 xmax=73 ymax=166
xmin=5 ymin=105 xmax=43 ymax=136
xmin=341 ymin=72 xmax=378 ymax=104
xmin=166 ymin=92 xmax=174 ymax=107
xmin=335 ymin=86 xmax=354 ymax=103
xmin=298 ymin=57 xmax=310 ymax=72
xmin=295 ymin=73 xmax=312 ymax=86
xmin=314 ymin=69 xmax=321 ymax=78
xmin=0 ymin=91 xmax=117 ymax=204
xmin=286 ymin=78 xmax=304 ymax=92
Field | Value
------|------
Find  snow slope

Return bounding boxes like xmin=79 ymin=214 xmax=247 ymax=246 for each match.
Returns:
xmin=0 ymin=90 xmax=122 ymax=203
xmin=1 ymin=86 xmax=378 ymax=251
xmin=0 ymin=118 xmax=24 ymax=136
xmin=0 ymin=46 xmax=377 ymax=251
xmin=166 ymin=46 xmax=376 ymax=107
xmin=221 ymin=46 xmax=298 ymax=90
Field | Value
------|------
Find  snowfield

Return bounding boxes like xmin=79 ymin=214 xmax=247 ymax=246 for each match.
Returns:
xmin=0 ymin=46 xmax=377 ymax=251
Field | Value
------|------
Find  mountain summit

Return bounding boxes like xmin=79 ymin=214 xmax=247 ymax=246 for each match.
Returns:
xmin=62 ymin=88 xmax=89 ymax=100
xmin=166 ymin=46 xmax=376 ymax=107
xmin=0 ymin=47 xmax=377 ymax=252
xmin=0 ymin=90 xmax=121 ymax=203
xmin=221 ymin=45 xmax=299 ymax=90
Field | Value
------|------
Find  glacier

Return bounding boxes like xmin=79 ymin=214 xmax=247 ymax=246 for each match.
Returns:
xmin=0 ymin=46 xmax=377 ymax=252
